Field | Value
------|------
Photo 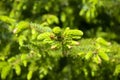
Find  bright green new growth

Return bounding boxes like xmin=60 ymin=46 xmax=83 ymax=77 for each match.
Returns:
xmin=96 ymin=37 xmax=110 ymax=46
xmin=37 ymin=32 xmax=54 ymax=44
xmin=13 ymin=21 xmax=29 ymax=34
xmin=14 ymin=64 xmax=21 ymax=76
xmin=0 ymin=16 xmax=15 ymax=24
xmin=63 ymin=28 xmax=83 ymax=40
xmin=52 ymin=27 xmax=61 ymax=35
xmin=37 ymin=32 xmax=54 ymax=41
xmin=67 ymin=30 xmax=83 ymax=36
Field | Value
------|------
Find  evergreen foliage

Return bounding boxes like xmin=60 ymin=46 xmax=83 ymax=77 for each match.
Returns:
xmin=0 ymin=0 xmax=120 ymax=80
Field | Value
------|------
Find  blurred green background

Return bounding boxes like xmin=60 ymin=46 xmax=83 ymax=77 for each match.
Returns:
xmin=0 ymin=0 xmax=120 ymax=42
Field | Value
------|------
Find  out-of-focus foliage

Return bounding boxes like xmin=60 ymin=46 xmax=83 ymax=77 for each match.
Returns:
xmin=0 ymin=0 xmax=120 ymax=80
xmin=0 ymin=0 xmax=120 ymax=42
